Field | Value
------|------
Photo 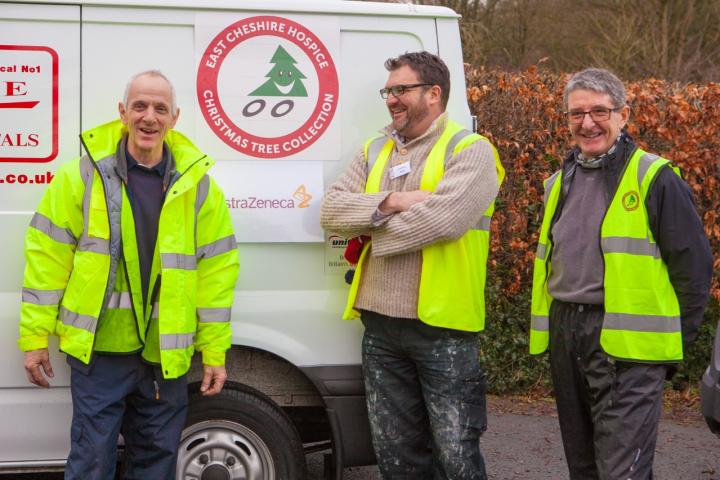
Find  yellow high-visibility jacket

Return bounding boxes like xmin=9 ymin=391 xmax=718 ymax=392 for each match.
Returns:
xmin=19 ymin=119 xmax=239 ymax=379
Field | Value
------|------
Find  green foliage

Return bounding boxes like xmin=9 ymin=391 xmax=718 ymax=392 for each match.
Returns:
xmin=481 ymin=279 xmax=550 ymax=395
xmin=673 ymin=298 xmax=720 ymax=389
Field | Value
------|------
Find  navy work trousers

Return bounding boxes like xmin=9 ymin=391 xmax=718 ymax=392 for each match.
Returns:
xmin=361 ymin=310 xmax=488 ymax=480
xmin=65 ymin=353 xmax=188 ymax=480
xmin=549 ymin=300 xmax=666 ymax=480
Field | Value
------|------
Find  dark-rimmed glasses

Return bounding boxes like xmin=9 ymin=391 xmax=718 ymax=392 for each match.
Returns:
xmin=566 ymin=106 xmax=623 ymax=124
xmin=379 ymin=83 xmax=433 ymax=99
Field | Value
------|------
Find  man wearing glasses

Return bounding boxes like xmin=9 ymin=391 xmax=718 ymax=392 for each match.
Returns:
xmin=321 ymin=51 xmax=502 ymax=479
xmin=530 ymin=68 xmax=712 ymax=479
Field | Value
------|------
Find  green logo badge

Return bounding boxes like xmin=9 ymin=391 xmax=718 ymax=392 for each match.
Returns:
xmin=250 ymin=45 xmax=308 ymax=97
xmin=622 ymin=191 xmax=640 ymax=211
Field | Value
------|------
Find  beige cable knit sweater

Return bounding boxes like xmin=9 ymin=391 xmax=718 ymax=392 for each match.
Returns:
xmin=320 ymin=113 xmax=500 ymax=319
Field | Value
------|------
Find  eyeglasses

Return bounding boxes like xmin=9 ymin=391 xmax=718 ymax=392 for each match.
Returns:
xmin=566 ymin=106 xmax=623 ymax=124
xmin=379 ymin=83 xmax=433 ymax=99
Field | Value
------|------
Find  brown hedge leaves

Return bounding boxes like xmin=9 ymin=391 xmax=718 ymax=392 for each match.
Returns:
xmin=467 ymin=66 xmax=720 ymax=301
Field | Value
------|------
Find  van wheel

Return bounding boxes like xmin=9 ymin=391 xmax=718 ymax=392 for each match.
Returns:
xmin=177 ymin=382 xmax=307 ymax=480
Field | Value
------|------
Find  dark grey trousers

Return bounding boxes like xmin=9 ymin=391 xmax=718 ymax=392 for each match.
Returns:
xmin=549 ymin=300 xmax=667 ymax=480
xmin=361 ymin=310 xmax=487 ymax=480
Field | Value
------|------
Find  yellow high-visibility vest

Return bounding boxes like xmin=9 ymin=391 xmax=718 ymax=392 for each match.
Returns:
xmin=343 ymin=119 xmax=504 ymax=332
xmin=530 ymin=148 xmax=683 ymax=361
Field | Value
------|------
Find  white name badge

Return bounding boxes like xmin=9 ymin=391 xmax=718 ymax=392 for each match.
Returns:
xmin=390 ymin=161 xmax=411 ymax=179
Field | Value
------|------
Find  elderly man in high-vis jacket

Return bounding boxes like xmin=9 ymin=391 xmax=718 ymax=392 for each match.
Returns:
xmin=530 ymin=68 xmax=712 ymax=479
xmin=19 ymin=70 xmax=239 ymax=480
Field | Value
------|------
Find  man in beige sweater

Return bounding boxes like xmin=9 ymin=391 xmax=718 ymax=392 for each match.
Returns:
xmin=320 ymin=52 xmax=501 ymax=479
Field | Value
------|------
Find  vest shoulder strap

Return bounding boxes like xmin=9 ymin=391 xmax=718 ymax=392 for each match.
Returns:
xmin=445 ymin=128 xmax=475 ymax=162
xmin=364 ymin=136 xmax=391 ymax=174
xmin=634 ymin=149 xmax=678 ymax=198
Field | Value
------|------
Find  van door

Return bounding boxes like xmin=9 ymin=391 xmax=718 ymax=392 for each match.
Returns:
xmin=0 ymin=2 xmax=80 ymax=465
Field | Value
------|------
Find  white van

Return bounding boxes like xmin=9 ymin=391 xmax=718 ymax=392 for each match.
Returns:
xmin=0 ymin=1 xmax=472 ymax=478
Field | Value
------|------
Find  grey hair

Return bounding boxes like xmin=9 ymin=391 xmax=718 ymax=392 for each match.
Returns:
xmin=123 ymin=70 xmax=177 ymax=115
xmin=563 ymin=68 xmax=626 ymax=109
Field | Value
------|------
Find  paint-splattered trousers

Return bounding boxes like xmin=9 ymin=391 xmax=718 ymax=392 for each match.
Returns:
xmin=549 ymin=300 xmax=667 ymax=480
xmin=361 ymin=310 xmax=488 ymax=480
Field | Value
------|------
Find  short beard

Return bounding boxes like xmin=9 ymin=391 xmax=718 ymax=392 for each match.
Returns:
xmin=392 ymin=116 xmax=410 ymax=134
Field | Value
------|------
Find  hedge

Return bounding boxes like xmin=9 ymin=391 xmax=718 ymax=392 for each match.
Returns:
xmin=466 ymin=66 xmax=720 ymax=394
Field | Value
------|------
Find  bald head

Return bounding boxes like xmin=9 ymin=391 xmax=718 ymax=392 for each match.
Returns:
xmin=123 ymin=70 xmax=177 ymax=116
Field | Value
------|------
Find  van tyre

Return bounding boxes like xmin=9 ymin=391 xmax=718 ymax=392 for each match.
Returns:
xmin=177 ymin=382 xmax=307 ymax=480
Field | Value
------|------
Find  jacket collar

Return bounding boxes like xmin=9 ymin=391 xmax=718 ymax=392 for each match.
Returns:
xmin=550 ymin=131 xmax=638 ymax=233
xmin=80 ymin=119 xmax=212 ymax=176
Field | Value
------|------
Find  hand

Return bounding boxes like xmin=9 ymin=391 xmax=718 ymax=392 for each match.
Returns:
xmin=24 ymin=348 xmax=54 ymax=388
xmin=200 ymin=364 xmax=227 ymax=396
xmin=379 ymin=190 xmax=430 ymax=214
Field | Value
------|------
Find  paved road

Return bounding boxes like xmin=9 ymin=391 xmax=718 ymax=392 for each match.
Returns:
xmin=5 ymin=411 xmax=718 ymax=479
xmin=311 ymin=412 xmax=720 ymax=480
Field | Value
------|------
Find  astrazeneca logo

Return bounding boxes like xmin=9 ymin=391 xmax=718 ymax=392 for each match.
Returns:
xmin=197 ymin=16 xmax=339 ymax=158
xmin=226 ymin=184 xmax=313 ymax=209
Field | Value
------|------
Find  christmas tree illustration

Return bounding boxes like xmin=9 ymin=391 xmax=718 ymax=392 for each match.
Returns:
xmin=250 ymin=45 xmax=308 ymax=97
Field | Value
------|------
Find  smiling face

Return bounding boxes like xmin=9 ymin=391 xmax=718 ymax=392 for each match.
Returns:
xmin=118 ymin=73 xmax=179 ymax=166
xmin=567 ymin=89 xmax=629 ymax=158
xmin=384 ymin=65 xmax=441 ymax=141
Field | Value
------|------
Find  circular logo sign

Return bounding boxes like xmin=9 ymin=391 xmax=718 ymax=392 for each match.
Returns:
xmin=622 ymin=191 xmax=640 ymax=211
xmin=197 ymin=16 xmax=339 ymax=158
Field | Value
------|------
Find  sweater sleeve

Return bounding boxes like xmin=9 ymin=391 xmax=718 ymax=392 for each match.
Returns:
xmin=320 ymin=148 xmax=392 ymax=238
xmin=371 ymin=139 xmax=499 ymax=257
xmin=646 ymin=166 xmax=713 ymax=350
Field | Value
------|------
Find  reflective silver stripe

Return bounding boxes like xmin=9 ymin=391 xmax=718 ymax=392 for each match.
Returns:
xmin=77 ymin=236 xmax=110 ymax=254
xmin=637 ymin=152 xmax=659 ymax=187
xmin=194 ymin=175 xmax=210 ymax=252
xmin=78 ymin=156 xmax=110 ymax=256
xmin=195 ymin=175 xmax=210 ymax=214
xmin=198 ymin=307 xmax=231 ymax=323
xmin=79 ymin=156 xmax=95 ymax=231
xmin=531 ymin=315 xmax=549 ymax=332
xmin=29 ymin=213 xmax=77 ymax=245
xmin=106 ymin=291 xmax=133 ymax=310
xmin=473 ymin=215 xmax=491 ymax=231
xmin=194 ymin=175 xmax=211 ymax=257
xmin=544 ymin=171 xmax=561 ymax=204
xmin=536 ymin=242 xmax=547 ymax=261
xmin=160 ymin=332 xmax=195 ymax=350
xmin=151 ymin=303 xmax=159 ymax=319
xmin=601 ymin=236 xmax=661 ymax=258
xmin=604 ymin=312 xmax=681 ymax=333
xmin=162 ymin=253 xmax=197 ymax=270
xmin=366 ymin=137 xmax=388 ymax=173
xmin=444 ymin=129 xmax=473 ymax=162
xmin=197 ymin=235 xmax=238 ymax=260
xmin=59 ymin=306 xmax=97 ymax=333
xmin=22 ymin=287 xmax=64 ymax=305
